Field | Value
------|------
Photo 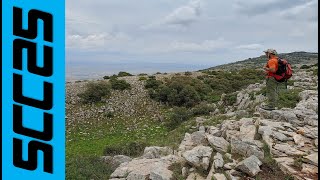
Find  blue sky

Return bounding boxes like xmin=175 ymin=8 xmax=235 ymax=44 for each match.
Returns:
xmin=66 ymin=0 xmax=318 ymax=67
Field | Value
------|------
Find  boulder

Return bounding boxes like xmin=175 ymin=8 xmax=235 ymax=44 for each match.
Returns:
xmin=303 ymin=153 xmax=318 ymax=166
xmin=179 ymin=132 xmax=209 ymax=152
xmin=239 ymin=119 xmax=256 ymax=140
xmin=182 ymin=146 xmax=213 ymax=170
xmin=271 ymin=131 xmax=291 ymax=142
xmin=301 ymin=163 xmax=318 ymax=174
xmin=235 ymin=155 xmax=262 ymax=177
xmin=110 ymin=155 xmax=182 ymax=179
xmin=207 ymin=135 xmax=230 ymax=153
xmin=258 ymin=126 xmax=273 ymax=136
xmin=213 ymin=152 xmax=224 ymax=169
xmin=207 ymin=126 xmax=222 ymax=137
xmin=231 ymin=139 xmax=264 ymax=160
xmin=273 ymin=144 xmax=307 ymax=156
xmin=293 ymin=134 xmax=305 ymax=146
xmin=143 ymin=146 xmax=173 ymax=159
xmin=101 ymin=155 xmax=132 ymax=167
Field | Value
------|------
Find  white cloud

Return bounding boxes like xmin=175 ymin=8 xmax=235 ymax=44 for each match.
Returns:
xmin=163 ymin=0 xmax=202 ymax=26
xmin=236 ymin=43 xmax=263 ymax=50
xmin=142 ymin=0 xmax=204 ymax=29
xmin=280 ymin=0 xmax=317 ymax=21
xmin=66 ymin=32 xmax=131 ymax=50
xmin=233 ymin=0 xmax=310 ymax=16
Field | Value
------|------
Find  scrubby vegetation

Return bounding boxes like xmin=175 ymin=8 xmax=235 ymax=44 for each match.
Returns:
xmin=78 ymin=81 xmax=111 ymax=103
xmin=117 ymin=71 xmax=133 ymax=77
xmin=145 ymin=69 xmax=265 ymax=107
xmin=278 ymin=89 xmax=302 ymax=109
xmin=110 ymin=77 xmax=131 ymax=90
xmin=66 ymin=156 xmax=115 ymax=180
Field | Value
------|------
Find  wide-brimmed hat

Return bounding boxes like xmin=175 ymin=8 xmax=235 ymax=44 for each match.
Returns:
xmin=263 ymin=49 xmax=277 ymax=55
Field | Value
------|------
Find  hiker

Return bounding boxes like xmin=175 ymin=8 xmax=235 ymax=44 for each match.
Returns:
xmin=261 ymin=49 xmax=280 ymax=110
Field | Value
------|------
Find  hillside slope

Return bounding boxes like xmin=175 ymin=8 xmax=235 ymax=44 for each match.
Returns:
xmin=66 ymin=52 xmax=318 ymax=179
xmin=202 ymin=52 xmax=318 ymax=71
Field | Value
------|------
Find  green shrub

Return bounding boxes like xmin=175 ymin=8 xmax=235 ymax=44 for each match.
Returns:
xmin=223 ymin=93 xmax=237 ymax=106
xmin=117 ymin=71 xmax=133 ymax=77
xmin=145 ymin=77 xmax=163 ymax=89
xmin=138 ymin=73 xmax=148 ymax=76
xmin=185 ymin=71 xmax=192 ymax=76
xmin=110 ymin=78 xmax=131 ymax=90
xmin=278 ymin=89 xmax=301 ymax=109
xmin=313 ymin=68 xmax=318 ymax=76
xmin=191 ymin=103 xmax=213 ymax=116
xmin=103 ymin=141 xmax=147 ymax=157
xmin=66 ymin=156 xmax=114 ymax=180
xmin=138 ymin=76 xmax=148 ymax=81
xmin=78 ymin=81 xmax=111 ymax=103
xmin=165 ymin=107 xmax=191 ymax=130
xmin=103 ymin=76 xmax=110 ymax=79
xmin=300 ymin=65 xmax=310 ymax=69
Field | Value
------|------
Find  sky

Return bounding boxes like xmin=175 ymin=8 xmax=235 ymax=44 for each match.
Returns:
xmin=66 ymin=0 xmax=318 ymax=67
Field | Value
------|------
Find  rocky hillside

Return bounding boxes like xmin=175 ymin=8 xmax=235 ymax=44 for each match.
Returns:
xmin=105 ymin=68 xmax=318 ymax=180
xmin=66 ymin=53 xmax=318 ymax=180
xmin=202 ymin=52 xmax=318 ymax=71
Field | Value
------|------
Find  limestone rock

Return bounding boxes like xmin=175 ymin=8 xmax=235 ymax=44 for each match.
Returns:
xmin=301 ymin=163 xmax=318 ymax=174
xmin=101 ymin=155 xmax=132 ymax=167
xmin=293 ymin=134 xmax=305 ymax=146
xmin=110 ymin=155 xmax=181 ymax=179
xmin=182 ymin=146 xmax=213 ymax=170
xmin=231 ymin=139 xmax=264 ymax=160
xmin=235 ymin=155 xmax=262 ymax=177
xmin=213 ymin=152 xmax=224 ymax=169
xmin=273 ymin=144 xmax=307 ymax=156
xmin=207 ymin=135 xmax=230 ymax=153
xmin=303 ymin=153 xmax=318 ymax=166
xmin=143 ymin=146 xmax=173 ymax=159
xmin=239 ymin=118 xmax=256 ymax=140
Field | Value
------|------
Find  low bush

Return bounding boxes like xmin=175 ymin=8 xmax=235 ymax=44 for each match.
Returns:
xmin=117 ymin=71 xmax=133 ymax=77
xmin=191 ymin=103 xmax=213 ymax=116
xmin=300 ymin=65 xmax=311 ymax=69
xmin=184 ymin=71 xmax=192 ymax=76
xmin=145 ymin=76 xmax=162 ymax=89
xmin=110 ymin=78 xmax=131 ymax=90
xmin=138 ymin=73 xmax=148 ymax=76
xmin=138 ymin=76 xmax=148 ymax=81
xmin=66 ymin=156 xmax=115 ymax=180
xmin=223 ymin=93 xmax=238 ymax=106
xmin=165 ymin=107 xmax=192 ymax=130
xmin=103 ymin=76 xmax=110 ymax=80
xmin=278 ymin=89 xmax=301 ymax=109
xmin=78 ymin=81 xmax=111 ymax=103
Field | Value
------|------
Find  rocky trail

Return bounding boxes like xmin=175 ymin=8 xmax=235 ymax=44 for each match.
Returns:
xmin=103 ymin=69 xmax=318 ymax=180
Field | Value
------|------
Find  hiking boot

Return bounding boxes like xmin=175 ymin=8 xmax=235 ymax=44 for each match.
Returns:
xmin=260 ymin=105 xmax=275 ymax=111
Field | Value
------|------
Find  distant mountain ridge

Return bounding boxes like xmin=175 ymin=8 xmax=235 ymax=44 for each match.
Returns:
xmin=202 ymin=51 xmax=318 ymax=71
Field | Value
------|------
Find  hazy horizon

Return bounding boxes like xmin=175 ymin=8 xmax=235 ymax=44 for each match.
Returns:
xmin=66 ymin=0 xmax=318 ymax=75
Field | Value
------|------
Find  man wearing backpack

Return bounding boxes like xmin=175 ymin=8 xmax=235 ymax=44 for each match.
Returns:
xmin=261 ymin=49 xmax=280 ymax=110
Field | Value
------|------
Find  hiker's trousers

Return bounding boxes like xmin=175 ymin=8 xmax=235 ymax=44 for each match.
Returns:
xmin=266 ymin=77 xmax=279 ymax=108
